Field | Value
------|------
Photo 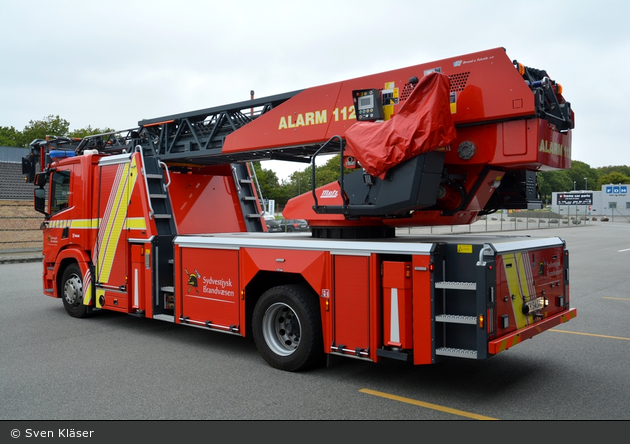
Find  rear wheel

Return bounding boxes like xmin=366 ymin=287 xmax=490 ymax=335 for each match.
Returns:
xmin=252 ymin=284 xmax=324 ymax=371
xmin=61 ymin=263 xmax=90 ymax=318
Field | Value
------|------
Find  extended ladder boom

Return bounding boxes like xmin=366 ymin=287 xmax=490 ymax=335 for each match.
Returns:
xmin=23 ymin=47 xmax=574 ymax=233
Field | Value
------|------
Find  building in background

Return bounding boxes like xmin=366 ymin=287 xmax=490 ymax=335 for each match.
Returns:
xmin=551 ymin=184 xmax=629 ymax=219
xmin=1 ymin=146 xmax=33 ymax=200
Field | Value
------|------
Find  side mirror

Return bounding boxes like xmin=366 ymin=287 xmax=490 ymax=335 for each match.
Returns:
xmin=34 ymin=172 xmax=48 ymax=187
xmin=34 ymin=188 xmax=48 ymax=217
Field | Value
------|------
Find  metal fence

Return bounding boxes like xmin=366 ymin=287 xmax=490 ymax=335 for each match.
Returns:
xmin=396 ymin=209 xmax=615 ymax=236
xmin=0 ymin=201 xmax=42 ymax=251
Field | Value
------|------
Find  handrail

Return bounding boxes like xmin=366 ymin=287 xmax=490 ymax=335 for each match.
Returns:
xmin=248 ymin=161 xmax=267 ymax=213
xmin=311 ymin=135 xmax=347 ymax=209
xmin=159 ymin=160 xmax=171 ymax=189
xmin=136 ymin=145 xmax=156 ymax=220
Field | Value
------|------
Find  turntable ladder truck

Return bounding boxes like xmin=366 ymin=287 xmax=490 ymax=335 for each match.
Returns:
xmin=22 ymin=47 xmax=576 ymax=371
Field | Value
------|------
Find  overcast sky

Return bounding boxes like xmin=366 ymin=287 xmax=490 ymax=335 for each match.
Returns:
xmin=2 ymin=0 xmax=628 ymax=180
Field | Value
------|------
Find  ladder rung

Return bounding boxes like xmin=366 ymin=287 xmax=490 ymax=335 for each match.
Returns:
xmin=153 ymin=214 xmax=172 ymax=219
xmin=146 ymin=174 xmax=163 ymax=179
xmin=435 ymin=281 xmax=476 ymax=290
xmin=239 ymin=179 xmax=253 ymax=184
xmin=435 ymin=314 xmax=477 ymax=325
xmin=161 ymin=286 xmax=175 ymax=292
xmin=435 ymin=347 xmax=478 ymax=359
xmin=246 ymin=214 xmax=263 ymax=219
xmin=241 ymin=196 xmax=257 ymax=201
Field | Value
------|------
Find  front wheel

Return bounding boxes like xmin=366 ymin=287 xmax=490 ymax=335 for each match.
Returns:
xmin=61 ymin=263 xmax=90 ymax=318
xmin=252 ymin=284 xmax=324 ymax=372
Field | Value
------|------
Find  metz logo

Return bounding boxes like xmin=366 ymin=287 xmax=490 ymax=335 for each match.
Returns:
xmin=320 ymin=190 xmax=338 ymax=199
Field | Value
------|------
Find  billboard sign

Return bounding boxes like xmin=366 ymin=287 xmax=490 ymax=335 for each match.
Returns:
xmin=557 ymin=193 xmax=593 ymax=205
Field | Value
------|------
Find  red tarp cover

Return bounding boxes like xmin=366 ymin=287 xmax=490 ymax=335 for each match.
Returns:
xmin=345 ymin=72 xmax=457 ymax=177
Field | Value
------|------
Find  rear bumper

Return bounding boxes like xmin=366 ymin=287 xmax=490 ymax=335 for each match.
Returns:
xmin=488 ymin=308 xmax=577 ymax=355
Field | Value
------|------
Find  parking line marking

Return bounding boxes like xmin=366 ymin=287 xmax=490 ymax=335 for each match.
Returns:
xmin=359 ymin=388 xmax=498 ymax=420
xmin=618 ymin=248 xmax=630 ymax=252
xmin=602 ymin=296 xmax=630 ymax=301
xmin=551 ymin=329 xmax=630 ymax=341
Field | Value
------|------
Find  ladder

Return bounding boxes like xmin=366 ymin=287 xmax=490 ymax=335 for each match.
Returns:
xmin=141 ymin=154 xmax=177 ymax=320
xmin=432 ymin=244 xmax=496 ymax=360
xmin=231 ymin=163 xmax=265 ymax=232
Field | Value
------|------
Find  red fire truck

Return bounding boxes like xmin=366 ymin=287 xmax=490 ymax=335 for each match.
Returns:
xmin=23 ymin=47 xmax=576 ymax=371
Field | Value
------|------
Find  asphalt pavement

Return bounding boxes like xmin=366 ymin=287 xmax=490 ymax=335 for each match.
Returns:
xmin=2 ymin=223 xmax=629 ymax=422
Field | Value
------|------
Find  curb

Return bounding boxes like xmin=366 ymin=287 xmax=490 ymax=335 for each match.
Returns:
xmin=0 ymin=256 xmax=43 ymax=264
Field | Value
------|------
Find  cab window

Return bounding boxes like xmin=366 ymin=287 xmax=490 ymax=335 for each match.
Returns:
xmin=50 ymin=170 xmax=71 ymax=215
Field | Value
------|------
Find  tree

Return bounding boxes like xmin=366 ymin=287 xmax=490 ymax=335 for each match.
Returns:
xmin=68 ymin=125 xmax=114 ymax=139
xmin=597 ymin=172 xmax=630 ymax=189
xmin=538 ymin=160 xmax=600 ymax=201
xmin=316 ymin=155 xmax=345 ymax=187
xmin=1 ymin=116 xmax=115 ymax=148
xmin=250 ymin=161 xmax=284 ymax=207
xmin=539 ymin=169 xmax=572 ymax=202
xmin=281 ymin=155 xmax=349 ymax=197
xmin=0 ymin=125 xmax=22 ymax=147
xmin=596 ymin=165 xmax=630 ymax=177
xmin=22 ymin=115 xmax=70 ymax=144
xmin=566 ymin=160 xmax=597 ymax=190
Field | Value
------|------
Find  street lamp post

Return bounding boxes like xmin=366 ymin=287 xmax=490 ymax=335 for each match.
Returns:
xmin=583 ymin=178 xmax=590 ymax=223
xmin=573 ymin=180 xmax=576 ymax=190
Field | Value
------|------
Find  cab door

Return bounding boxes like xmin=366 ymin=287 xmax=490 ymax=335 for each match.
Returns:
xmin=40 ymin=166 xmax=75 ymax=295
xmin=43 ymin=167 xmax=73 ymax=249
xmin=93 ymin=154 xmax=139 ymax=312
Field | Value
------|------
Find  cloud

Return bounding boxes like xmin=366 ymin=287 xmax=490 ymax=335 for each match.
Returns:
xmin=2 ymin=0 xmax=630 ymax=178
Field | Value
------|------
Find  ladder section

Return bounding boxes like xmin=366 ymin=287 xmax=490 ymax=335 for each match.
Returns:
xmin=136 ymin=91 xmax=304 ymax=165
xmin=231 ymin=163 xmax=265 ymax=232
xmin=143 ymin=156 xmax=176 ymax=235
xmin=434 ymin=279 xmax=479 ymax=359
xmin=433 ymin=244 xmax=495 ymax=360
xmin=142 ymin=155 xmax=177 ymax=320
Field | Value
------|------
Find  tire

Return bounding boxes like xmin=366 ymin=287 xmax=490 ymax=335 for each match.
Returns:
xmin=61 ymin=263 xmax=90 ymax=318
xmin=252 ymin=284 xmax=324 ymax=372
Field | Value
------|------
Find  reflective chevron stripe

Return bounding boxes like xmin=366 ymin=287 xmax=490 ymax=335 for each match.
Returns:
xmin=93 ymin=155 xmax=140 ymax=308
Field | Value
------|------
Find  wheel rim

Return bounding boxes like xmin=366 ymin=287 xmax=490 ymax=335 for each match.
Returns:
xmin=64 ymin=273 xmax=83 ymax=307
xmin=262 ymin=302 xmax=301 ymax=356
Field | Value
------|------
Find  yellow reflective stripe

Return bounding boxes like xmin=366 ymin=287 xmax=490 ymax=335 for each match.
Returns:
xmin=58 ymin=218 xmax=146 ymax=229
xmin=125 ymin=217 xmax=147 ymax=230
xmin=82 ymin=268 xmax=93 ymax=306
xmin=70 ymin=219 xmax=98 ymax=229
xmin=97 ymin=162 xmax=129 ymax=282
xmin=504 ymin=253 xmax=526 ymax=329
xmin=516 ymin=252 xmax=532 ymax=304
xmin=47 ymin=220 xmax=72 ymax=228
xmin=504 ymin=252 xmax=537 ymax=329
xmin=497 ymin=334 xmax=522 ymax=352
xmin=95 ymin=288 xmax=105 ymax=309
xmin=96 ymin=156 xmax=140 ymax=285
xmin=494 ymin=335 xmax=519 ymax=353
